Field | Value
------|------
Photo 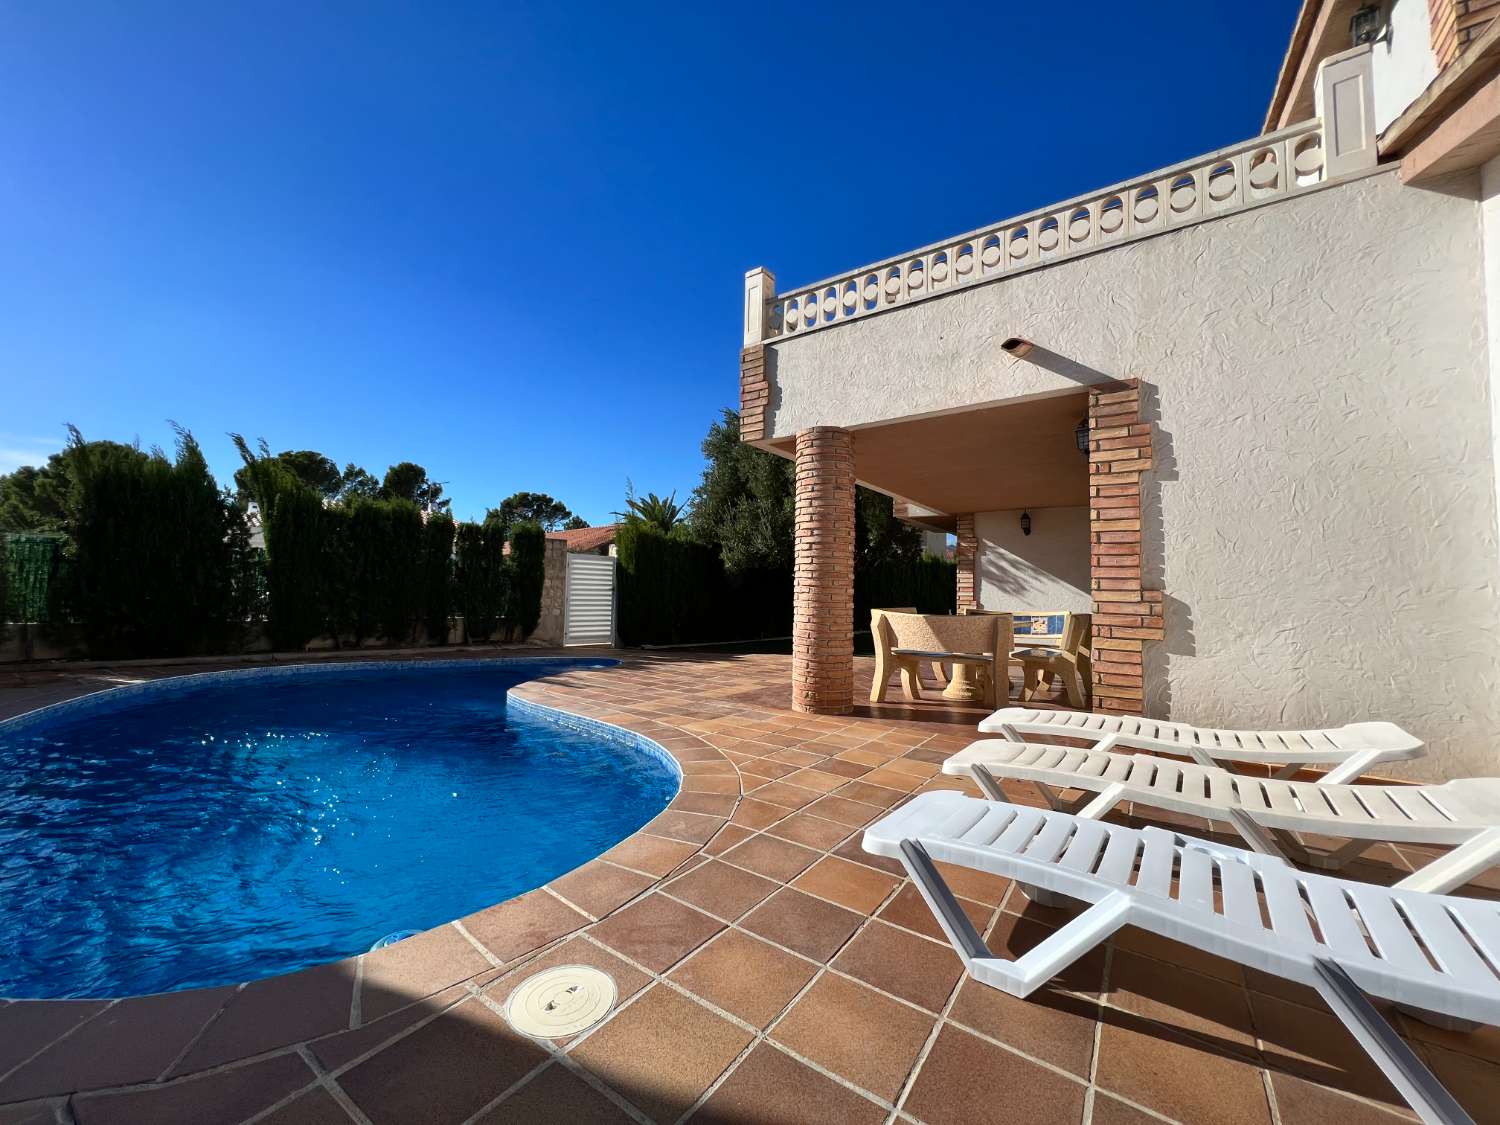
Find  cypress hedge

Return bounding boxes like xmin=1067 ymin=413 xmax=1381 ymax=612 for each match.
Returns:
xmin=616 ymin=521 xmax=954 ymax=647
xmin=5 ymin=432 xmax=570 ymax=658
xmin=509 ymin=521 xmax=546 ymax=639
xmin=616 ymin=522 xmax=722 ymax=646
xmin=422 ymin=512 xmax=455 ymax=644
xmin=68 ymin=431 xmax=237 ymax=658
xmin=455 ymin=520 xmax=507 ymax=642
xmin=341 ymin=498 xmax=423 ymax=644
xmin=854 ymin=554 xmax=957 ymax=621
xmin=262 ymin=479 xmax=328 ymax=650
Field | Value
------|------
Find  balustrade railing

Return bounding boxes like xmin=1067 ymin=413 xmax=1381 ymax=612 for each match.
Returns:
xmin=744 ymin=46 xmax=1380 ymax=348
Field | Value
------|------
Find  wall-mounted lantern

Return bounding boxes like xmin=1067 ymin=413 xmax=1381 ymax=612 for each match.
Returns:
xmin=1020 ymin=511 xmax=1032 ymax=536
xmin=1074 ymin=418 xmax=1089 ymax=454
xmin=1349 ymin=4 xmax=1386 ymax=46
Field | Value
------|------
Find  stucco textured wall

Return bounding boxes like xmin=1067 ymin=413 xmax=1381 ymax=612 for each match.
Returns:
xmin=975 ymin=507 xmax=1092 ymax=614
xmin=769 ymin=169 xmax=1500 ymax=779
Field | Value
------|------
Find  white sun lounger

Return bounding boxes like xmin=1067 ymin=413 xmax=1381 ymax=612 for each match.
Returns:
xmin=942 ymin=741 xmax=1500 ymax=894
xmin=865 ymin=790 xmax=1495 ymax=1125
xmin=979 ymin=707 xmax=1423 ymax=784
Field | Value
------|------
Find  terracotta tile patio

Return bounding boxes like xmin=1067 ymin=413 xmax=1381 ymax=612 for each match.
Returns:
xmin=1 ymin=650 xmax=1497 ymax=1123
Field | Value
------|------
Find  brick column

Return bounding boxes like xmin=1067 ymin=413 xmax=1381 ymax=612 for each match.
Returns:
xmin=1429 ymin=0 xmax=1460 ymax=68
xmin=1088 ymin=381 xmax=1163 ymax=714
xmin=955 ymin=514 xmax=978 ymax=610
xmin=793 ymin=427 xmax=855 ymax=714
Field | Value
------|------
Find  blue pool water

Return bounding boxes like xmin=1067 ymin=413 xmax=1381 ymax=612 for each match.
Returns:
xmin=0 ymin=659 xmax=678 ymax=999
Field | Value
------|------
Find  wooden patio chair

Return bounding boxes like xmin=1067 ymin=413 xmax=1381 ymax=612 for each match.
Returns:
xmin=1010 ymin=612 xmax=1091 ymax=708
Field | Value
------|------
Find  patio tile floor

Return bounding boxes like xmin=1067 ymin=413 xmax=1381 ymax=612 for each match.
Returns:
xmin=1 ymin=649 xmax=1497 ymax=1122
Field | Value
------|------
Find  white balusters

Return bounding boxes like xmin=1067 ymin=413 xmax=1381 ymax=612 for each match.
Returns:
xmin=755 ymin=109 xmax=1375 ymax=342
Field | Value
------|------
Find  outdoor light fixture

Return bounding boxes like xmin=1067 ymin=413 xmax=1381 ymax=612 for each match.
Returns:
xmin=1001 ymin=337 xmax=1034 ymax=359
xmin=1350 ymin=4 xmax=1386 ymax=46
xmin=1074 ymin=418 xmax=1089 ymax=454
xmin=1020 ymin=511 xmax=1032 ymax=536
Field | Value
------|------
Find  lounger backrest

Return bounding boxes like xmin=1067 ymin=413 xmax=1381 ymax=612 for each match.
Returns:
xmin=879 ymin=611 xmax=1008 ymax=656
xmin=981 ymin=708 xmax=1425 ymax=764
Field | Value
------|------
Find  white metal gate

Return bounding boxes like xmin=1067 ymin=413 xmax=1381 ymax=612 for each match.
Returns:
xmin=564 ymin=554 xmax=616 ymax=646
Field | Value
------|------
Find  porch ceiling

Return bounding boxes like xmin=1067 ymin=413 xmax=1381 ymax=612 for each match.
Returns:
xmin=770 ymin=392 xmax=1090 ymax=523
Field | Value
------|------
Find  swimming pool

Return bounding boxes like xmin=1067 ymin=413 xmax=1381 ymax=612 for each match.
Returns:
xmin=0 ymin=659 xmax=678 ymax=1000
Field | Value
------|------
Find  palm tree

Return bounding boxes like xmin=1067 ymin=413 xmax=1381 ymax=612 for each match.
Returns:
xmin=619 ymin=486 xmax=685 ymax=533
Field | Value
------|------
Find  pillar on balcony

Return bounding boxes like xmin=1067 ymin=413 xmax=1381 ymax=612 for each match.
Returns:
xmin=955 ymin=514 xmax=978 ymax=610
xmin=793 ymin=427 xmax=855 ymax=715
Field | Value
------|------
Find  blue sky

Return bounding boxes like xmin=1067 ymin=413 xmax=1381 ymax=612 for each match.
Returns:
xmin=1 ymin=2 xmax=1299 ymax=524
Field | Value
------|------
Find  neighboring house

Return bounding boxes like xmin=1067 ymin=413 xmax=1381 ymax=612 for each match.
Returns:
xmin=741 ymin=0 xmax=1500 ymax=780
xmin=245 ymin=506 xmax=266 ymax=551
xmin=550 ymin=524 xmax=619 ymax=556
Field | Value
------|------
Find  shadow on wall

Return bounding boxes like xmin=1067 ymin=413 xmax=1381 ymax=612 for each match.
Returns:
xmin=1138 ymin=382 xmax=1192 ymax=720
xmin=766 ymin=347 xmax=781 ymax=428
xmin=1013 ymin=343 xmax=1119 ymax=388
xmin=981 ymin=546 xmax=1075 ymax=601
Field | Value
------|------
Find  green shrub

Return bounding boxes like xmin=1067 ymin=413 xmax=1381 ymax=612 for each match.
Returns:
xmin=615 ymin=521 xmax=950 ymax=648
xmin=69 ymin=430 xmax=236 ymax=658
xmin=343 ymin=501 xmax=382 ymax=640
xmin=382 ymin=501 xmax=423 ymax=644
xmin=262 ymin=480 xmax=328 ymax=650
xmin=616 ymin=522 xmax=725 ymax=646
xmin=422 ymin=513 xmax=455 ymax=644
xmin=855 ymin=553 xmax=956 ymax=622
xmin=455 ymin=520 xmax=507 ymax=641
xmin=333 ymin=498 xmax=425 ymax=644
xmin=509 ymin=521 xmax=546 ymax=639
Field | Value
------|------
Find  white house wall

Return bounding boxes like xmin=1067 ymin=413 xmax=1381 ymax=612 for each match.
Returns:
xmin=1372 ymin=0 xmax=1440 ymax=134
xmin=1481 ymin=156 xmax=1500 ymax=577
xmin=975 ymin=507 xmax=1092 ymax=615
xmin=1148 ymin=168 xmax=1498 ymax=780
xmin=767 ymin=169 xmax=1500 ymax=780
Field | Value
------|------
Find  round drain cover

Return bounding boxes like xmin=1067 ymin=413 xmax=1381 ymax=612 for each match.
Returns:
xmin=504 ymin=965 xmax=617 ymax=1038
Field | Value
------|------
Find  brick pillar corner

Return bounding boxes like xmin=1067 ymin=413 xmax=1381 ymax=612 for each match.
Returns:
xmin=1088 ymin=380 xmax=1163 ymax=715
xmin=740 ymin=345 xmax=769 ymax=443
xmin=955 ymin=514 xmax=978 ymax=610
xmin=792 ymin=427 xmax=855 ymax=715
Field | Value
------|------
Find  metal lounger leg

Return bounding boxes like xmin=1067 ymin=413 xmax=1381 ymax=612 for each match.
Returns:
xmin=1312 ymin=959 xmax=1474 ymax=1125
xmin=898 ymin=839 xmax=991 ymax=963
xmin=970 ymin=763 xmax=1010 ymax=802
xmin=1034 ymin=783 xmax=1067 ymax=811
xmin=1226 ymin=809 xmax=1293 ymax=861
